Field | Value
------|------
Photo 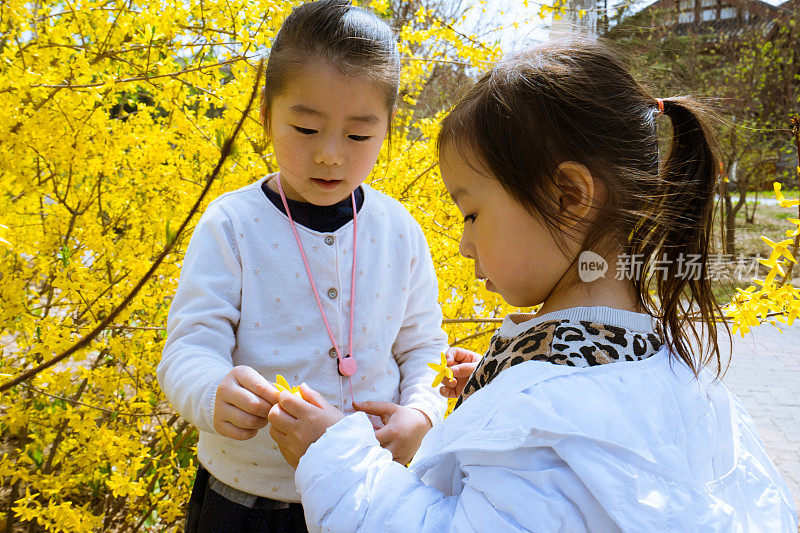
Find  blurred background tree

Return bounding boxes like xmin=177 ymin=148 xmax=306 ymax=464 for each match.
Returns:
xmin=606 ymin=0 xmax=799 ymax=254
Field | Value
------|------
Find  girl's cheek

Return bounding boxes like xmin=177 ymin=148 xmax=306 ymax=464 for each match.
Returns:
xmin=274 ymin=138 xmax=304 ymax=163
xmin=354 ymin=150 xmax=377 ymax=176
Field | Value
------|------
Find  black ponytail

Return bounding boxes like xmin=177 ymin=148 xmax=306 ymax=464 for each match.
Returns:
xmin=631 ymin=97 xmax=728 ymax=377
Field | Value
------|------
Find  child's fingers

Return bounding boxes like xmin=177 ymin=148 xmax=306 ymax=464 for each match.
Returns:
xmin=268 ymin=423 xmax=288 ymax=446
xmin=381 ymin=440 xmax=403 ymax=462
xmin=352 ymin=401 xmax=396 ymax=424
xmin=439 ymin=376 xmax=459 ymax=398
xmin=276 ymin=390 xmax=314 ymax=418
xmin=446 ymin=347 xmax=480 ymax=365
xmin=217 ymin=420 xmax=259 ymax=441
xmin=233 ymin=366 xmax=279 ymax=405
xmin=297 ymin=383 xmax=329 ymax=410
xmin=224 ymin=385 xmax=272 ymax=418
xmin=373 ymin=426 xmax=396 ymax=446
xmin=450 ymin=363 xmax=477 ymax=378
xmin=267 ymin=403 xmax=298 ymax=433
xmin=220 ymin=402 xmax=269 ymax=430
xmin=439 ymin=385 xmax=458 ymax=398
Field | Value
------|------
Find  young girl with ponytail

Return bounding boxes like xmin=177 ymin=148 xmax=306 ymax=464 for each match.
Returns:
xmin=266 ymin=39 xmax=799 ymax=531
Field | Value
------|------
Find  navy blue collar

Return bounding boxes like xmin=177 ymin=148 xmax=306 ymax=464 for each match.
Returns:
xmin=262 ymin=180 xmax=365 ymax=233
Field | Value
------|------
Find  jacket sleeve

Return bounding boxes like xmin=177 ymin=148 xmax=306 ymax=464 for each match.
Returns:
xmin=391 ymin=221 xmax=448 ymax=425
xmin=157 ymin=202 xmax=242 ymax=434
xmin=295 ymin=412 xmax=545 ymax=533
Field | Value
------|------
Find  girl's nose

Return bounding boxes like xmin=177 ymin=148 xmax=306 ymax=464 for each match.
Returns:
xmin=314 ymin=136 xmax=343 ymax=167
xmin=458 ymin=232 xmax=475 ymax=260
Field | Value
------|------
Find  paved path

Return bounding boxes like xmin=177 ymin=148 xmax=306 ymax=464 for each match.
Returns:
xmin=721 ymin=322 xmax=800 ymax=512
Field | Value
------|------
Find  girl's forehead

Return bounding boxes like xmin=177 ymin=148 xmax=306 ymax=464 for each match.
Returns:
xmin=276 ymin=62 xmax=389 ymax=116
xmin=440 ymin=145 xmax=496 ymax=199
xmin=440 ymin=142 xmax=492 ymax=180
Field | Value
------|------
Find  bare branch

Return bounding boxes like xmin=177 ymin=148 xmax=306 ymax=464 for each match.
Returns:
xmin=33 ymin=55 xmax=256 ymax=89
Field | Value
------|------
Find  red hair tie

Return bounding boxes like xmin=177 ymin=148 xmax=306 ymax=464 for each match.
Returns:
xmin=656 ymin=98 xmax=665 ymax=115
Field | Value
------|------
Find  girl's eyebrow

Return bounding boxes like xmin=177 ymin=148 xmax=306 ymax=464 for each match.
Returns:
xmin=448 ymin=187 xmax=470 ymax=204
xmin=289 ymin=104 xmax=380 ymax=124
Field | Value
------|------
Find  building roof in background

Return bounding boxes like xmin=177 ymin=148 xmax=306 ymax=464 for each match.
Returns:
xmin=607 ymin=0 xmax=791 ymax=37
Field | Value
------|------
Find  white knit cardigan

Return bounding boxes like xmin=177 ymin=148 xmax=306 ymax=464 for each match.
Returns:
xmin=158 ymin=177 xmax=448 ymax=501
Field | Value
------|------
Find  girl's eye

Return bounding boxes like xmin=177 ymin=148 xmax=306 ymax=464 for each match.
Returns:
xmin=463 ymin=214 xmax=477 ymax=224
xmin=293 ymin=126 xmax=317 ymax=135
xmin=348 ymin=134 xmax=371 ymax=142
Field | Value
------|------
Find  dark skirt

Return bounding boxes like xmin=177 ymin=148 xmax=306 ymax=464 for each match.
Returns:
xmin=185 ymin=465 xmax=309 ymax=533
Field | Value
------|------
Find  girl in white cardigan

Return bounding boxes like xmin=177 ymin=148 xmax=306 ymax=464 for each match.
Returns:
xmin=158 ymin=1 xmax=447 ymax=530
xmin=267 ymin=40 xmax=799 ymax=531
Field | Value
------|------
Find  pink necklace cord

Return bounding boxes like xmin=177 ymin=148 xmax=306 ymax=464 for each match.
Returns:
xmin=275 ymin=175 xmax=357 ymax=403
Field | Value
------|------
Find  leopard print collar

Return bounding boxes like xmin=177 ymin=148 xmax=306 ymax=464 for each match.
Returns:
xmin=454 ymin=319 xmax=663 ymax=409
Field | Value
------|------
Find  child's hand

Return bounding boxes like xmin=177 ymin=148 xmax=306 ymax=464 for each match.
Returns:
xmin=213 ymin=366 xmax=279 ymax=440
xmin=268 ymin=384 xmax=345 ymax=469
xmin=353 ymin=402 xmax=432 ymax=464
xmin=440 ymin=347 xmax=481 ymax=399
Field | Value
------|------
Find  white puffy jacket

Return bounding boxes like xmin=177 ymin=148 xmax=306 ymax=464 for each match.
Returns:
xmin=295 ymin=347 xmax=798 ymax=532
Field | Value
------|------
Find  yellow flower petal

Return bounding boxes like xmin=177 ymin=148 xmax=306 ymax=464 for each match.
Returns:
xmin=774 ymin=182 xmax=784 ymax=201
xmin=275 ymin=375 xmax=301 ymax=395
xmin=428 ymin=352 xmax=454 ymax=388
xmin=275 ymin=374 xmax=290 ymax=392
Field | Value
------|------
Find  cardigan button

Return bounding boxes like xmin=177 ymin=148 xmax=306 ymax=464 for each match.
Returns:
xmin=328 ymin=347 xmax=338 ymax=358
xmin=327 ymin=287 xmax=338 ymax=299
xmin=324 ymin=236 xmax=335 ymax=245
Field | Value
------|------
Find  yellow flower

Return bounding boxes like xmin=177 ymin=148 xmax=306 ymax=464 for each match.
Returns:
xmin=786 ymin=218 xmax=800 ymax=238
xmin=759 ymin=254 xmax=786 ymax=274
xmin=760 ymin=236 xmax=796 ymax=263
xmin=0 ymin=224 xmax=11 ymax=247
xmin=773 ymin=182 xmax=800 ymax=208
xmin=788 ymin=305 xmax=799 ymax=326
xmin=274 ymin=375 xmax=301 ymax=395
xmin=427 ymin=352 xmax=454 ymax=387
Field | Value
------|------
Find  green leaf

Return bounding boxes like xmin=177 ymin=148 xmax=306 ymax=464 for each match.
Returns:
xmin=165 ymin=219 xmax=177 ymax=245
xmin=27 ymin=448 xmax=43 ymax=466
xmin=58 ymin=246 xmax=72 ymax=267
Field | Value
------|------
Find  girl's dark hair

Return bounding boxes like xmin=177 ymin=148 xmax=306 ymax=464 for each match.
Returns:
xmin=438 ymin=39 xmax=729 ymax=378
xmin=263 ymin=0 xmax=400 ymax=123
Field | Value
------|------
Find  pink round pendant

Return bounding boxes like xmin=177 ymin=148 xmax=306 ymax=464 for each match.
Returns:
xmin=338 ymin=356 xmax=357 ymax=377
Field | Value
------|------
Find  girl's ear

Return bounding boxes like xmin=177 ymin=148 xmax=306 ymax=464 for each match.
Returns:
xmin=555 ymin=162 xmax=596 ymax=222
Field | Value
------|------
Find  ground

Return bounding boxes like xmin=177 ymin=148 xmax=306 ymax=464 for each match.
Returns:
xmin=722 ymin=321 xmax=800 ymax=513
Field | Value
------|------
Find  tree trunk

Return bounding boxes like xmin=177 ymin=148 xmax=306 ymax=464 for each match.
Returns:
xmin=720 ymin=164 xmax=728 ymax=254
xmin=721 ymin=160 xmax=745 ymax=255
xmin=724 ymin=160 xmax=751 ymax=255
xmin=745 ymin=188 xmax=758 ymax=223
xmin=725 ymin=194 xmax=737 ymax=254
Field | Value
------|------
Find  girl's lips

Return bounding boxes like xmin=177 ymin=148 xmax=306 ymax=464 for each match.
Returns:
xmin=311 ymin=178 xmax=342 ymax=190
